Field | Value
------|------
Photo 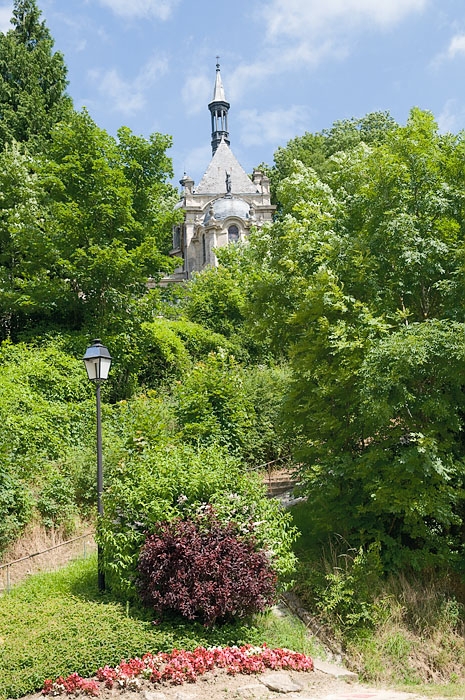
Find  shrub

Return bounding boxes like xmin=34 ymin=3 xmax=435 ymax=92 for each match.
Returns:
xmin=99 ymin=442 xmax=297 ymax=597
xmin=167 ymin=319 xmax=238 ymax=360
xmin=173 ymin=355 xmax=292 ymax=464
xmin=37 ymin=467 xmax=78 ymax=533
xmin=138 ymin=320 xmax=190 ymax=386
xmin=137 ymin=511 xmax=278 ymax=626
xmin=316 ymin=542 xmax=385 ymax=631
xmin=183 ymin=266 xmax=246 ymax=338
xmin=173 ymin=353 xmax=253 ymax=452
xmin=0 ymin=466 xmax=32 ymax=552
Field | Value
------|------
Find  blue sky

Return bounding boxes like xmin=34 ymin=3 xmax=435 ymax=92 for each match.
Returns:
xmin=1 ymin=0 xmax=465 ymax=186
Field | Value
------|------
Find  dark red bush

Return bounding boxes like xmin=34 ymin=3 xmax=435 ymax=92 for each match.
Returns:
xmin=137 ymin=512 xmax=277 ymax=626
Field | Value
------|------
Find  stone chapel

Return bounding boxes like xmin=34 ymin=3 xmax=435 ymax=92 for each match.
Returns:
xmin=169 ymin=62 xmax=275 ymax=281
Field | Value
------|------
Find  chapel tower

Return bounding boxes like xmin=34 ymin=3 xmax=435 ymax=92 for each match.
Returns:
xmin=169 ymin=63 xmax=275 ymax=280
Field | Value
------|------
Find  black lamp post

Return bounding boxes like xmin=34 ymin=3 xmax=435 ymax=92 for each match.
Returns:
xmin=83 ymin=339 xmax=112 ymax=592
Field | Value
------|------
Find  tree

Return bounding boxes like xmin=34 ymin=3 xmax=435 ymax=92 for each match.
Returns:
xmin=0 ymin=143 xmax=64 ymax=339
xmin=0 ymin=0 xmax=72 ymax=149
xmin=270 ymin=111 xmax=397 ymax=198
xmin=234 ymin=108 xmax=465 ymax=570
xmin=117 ymin=126 xmax=180 ymax=254
xmin=44 ymin=110 xmax=178 ymax=334
xmin=183 ymin=266 xmax=246 ymax=338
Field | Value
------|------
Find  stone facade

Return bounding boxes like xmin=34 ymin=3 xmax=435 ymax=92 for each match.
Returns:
xmin=169 ymin=64 xmax=275 ymax=281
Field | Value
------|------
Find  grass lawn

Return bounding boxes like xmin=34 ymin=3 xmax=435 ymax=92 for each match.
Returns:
xmin=0 ymin=554 xmax=320 ymax=700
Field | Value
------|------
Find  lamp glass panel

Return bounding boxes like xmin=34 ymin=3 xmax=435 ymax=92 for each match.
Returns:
xmin=84 ymin=358 xmax=99 ymax=381
xmin=99 ymin=357 xmax=112 ymax=381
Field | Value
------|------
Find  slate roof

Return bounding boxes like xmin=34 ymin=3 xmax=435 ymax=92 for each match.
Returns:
xmin=195 ymin=139 xmax=259 ymax=195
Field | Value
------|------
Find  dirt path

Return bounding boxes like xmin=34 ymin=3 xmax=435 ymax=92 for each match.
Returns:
xmin=22 ymin=667 xmax=449 ymax=700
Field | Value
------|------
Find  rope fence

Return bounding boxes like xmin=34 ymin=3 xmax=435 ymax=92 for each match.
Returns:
xmin=0 ymin=531 xmax=96 ymax=594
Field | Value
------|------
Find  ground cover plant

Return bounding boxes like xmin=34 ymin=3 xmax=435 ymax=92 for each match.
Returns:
xmin=0 ymin=555 xmax=320 ymax=700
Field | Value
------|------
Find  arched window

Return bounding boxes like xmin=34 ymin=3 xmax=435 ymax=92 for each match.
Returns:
xmin=202 ymin=233 xmax=206 ymax=264
xmin=228 ymin=224 xmax=239 ymax=243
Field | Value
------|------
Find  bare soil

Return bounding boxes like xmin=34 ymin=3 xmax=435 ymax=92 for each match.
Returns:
xmin=20 ymin=667 xmax=449 ymax=700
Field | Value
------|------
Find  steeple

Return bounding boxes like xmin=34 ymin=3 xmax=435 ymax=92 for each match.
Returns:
xmin=208 ymin=59 xmax=230 ymax=156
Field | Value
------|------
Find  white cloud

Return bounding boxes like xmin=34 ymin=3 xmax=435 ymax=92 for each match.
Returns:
xmin=228 ymin=40 xmax=348 ymax=102
xmin=226 ymin=0 xmax=425 ymax=101
xmin=437 ymin=99 xmax=465 ymax=134
xmin=238 ymin=106 xmax=309 ymax=147
xmin=431 ymin=33 xmax=465 ymax=67
xmin=260 ymin=0 xmax=427 ymax=42
xmin=89 ymin=68 xmax=145 ymax=115
xmin=97 ymin=0 xmax=179 ymax=21
xmin=89 ymin=54 xmax=168 ymax=116
xmin=181 ymin=74 xmax=211 ymax=115
xmin=0 ymin=4 xmax=12 ymax=33
xmin=446 ymin=33 xmax=465 ymax=59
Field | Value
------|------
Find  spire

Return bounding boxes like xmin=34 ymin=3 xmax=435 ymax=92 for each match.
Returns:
xmin=208 ymin=58 xmax=230 ymax=156
xmin=212 ymin=58 xmax=226 ymax=102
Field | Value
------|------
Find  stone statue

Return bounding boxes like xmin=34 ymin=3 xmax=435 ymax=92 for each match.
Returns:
xmin=225 ymin=170 xmax=232 ymax=194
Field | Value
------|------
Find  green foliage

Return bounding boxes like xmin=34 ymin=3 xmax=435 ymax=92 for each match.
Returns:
xmin=172 ymin=354 xmax=291 ymax=463
xmin=0 ymin=105 xmax=178 ymax=340
xmin=270 ymin=111 xmax=397 ymax=197
xmin=138 ymin=319 xmax=191 ymax=386
xmin=0 ymin=0 xmax=72 ymax=149
xmin=117 ymin=126 xmax=180 ymax=255
xmin=0 ymin=143 xmax=63 ymax=339
xmin=239 ymin=363 xmax=292 ymax=464
xmin=0 ymin=339 xmax=97 ymax=548
xmin=44 ymin=109 xmax=175 ymax=334
xmin=167 ymin=318 xmax=238 ymax=359
xmin=99 ymin=441 xmax=297 ymax=597
xmin=107 ymin=389 xmax=175 ymax=453
xmin=36 ymin=466 xmax=77 ymax=534
xmin=234 ymin=108 xmax=465 ymax=572
xmin=173 ymin=354 xmax=253 ymax=452
xmin=0 ymin=465 xmax=32 ymax=550
xmin=183 ymin=266 xmax=246 ymax=338
xmin=315 ymin=542 xmax=385 ymax=632
xmin=0 ymin=341 xmax=91 ymax=463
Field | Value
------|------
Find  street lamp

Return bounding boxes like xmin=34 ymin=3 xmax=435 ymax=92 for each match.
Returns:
xmin=83 ymin=339 xmax=112 ymax=592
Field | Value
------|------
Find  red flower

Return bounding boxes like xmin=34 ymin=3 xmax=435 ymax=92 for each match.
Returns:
xmin=42 ymin=645 xmax=314 ymax=696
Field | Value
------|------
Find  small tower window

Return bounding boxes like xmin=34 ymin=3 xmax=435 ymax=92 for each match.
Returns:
xmin=228 ymin=225 xmax=239 ymax=243
xmin=202 ymin=233 xmax=207 ymax=264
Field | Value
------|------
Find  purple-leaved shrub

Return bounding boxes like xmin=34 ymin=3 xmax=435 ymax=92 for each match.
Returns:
xmin=137 ymin=511 xmax=277 ymax=626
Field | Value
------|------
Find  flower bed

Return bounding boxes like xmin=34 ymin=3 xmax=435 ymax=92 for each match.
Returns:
xmin=42 ymin=645 xmax=314 ymax=696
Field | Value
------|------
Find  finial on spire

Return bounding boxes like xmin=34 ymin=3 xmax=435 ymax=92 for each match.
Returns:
xmin=216 ymin=56 xmax=220 ymax=71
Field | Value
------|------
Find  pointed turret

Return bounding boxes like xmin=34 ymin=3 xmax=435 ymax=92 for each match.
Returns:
xmin=208 ymin=59 xmax=230 ymax=155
